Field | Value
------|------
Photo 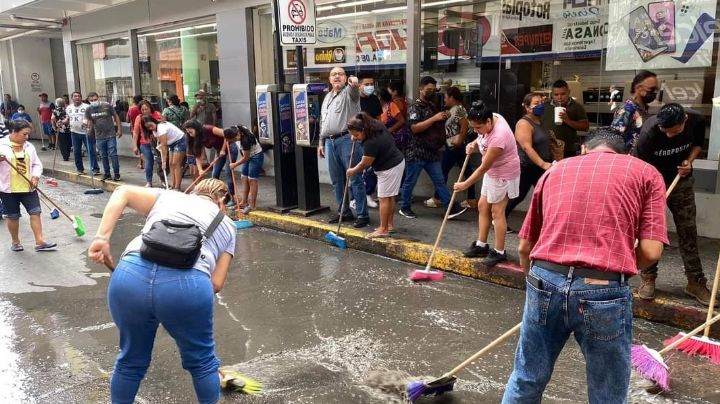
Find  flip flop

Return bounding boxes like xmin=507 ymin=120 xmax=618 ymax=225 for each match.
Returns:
xmin=11 ymin=242 xmax=23 ymax=252
xmin=367 ymin=231 xmax=390 ymax=239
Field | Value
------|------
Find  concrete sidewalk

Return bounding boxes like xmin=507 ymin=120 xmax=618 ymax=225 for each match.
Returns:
xmin=37 ymin=144 xmax=720 ymax=336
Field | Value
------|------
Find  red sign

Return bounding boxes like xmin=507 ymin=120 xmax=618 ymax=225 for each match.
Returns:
xmin=288 ymin=0 xmax=306 ymax=25
xmin=501 ymin=24 xmax=553 ymax=54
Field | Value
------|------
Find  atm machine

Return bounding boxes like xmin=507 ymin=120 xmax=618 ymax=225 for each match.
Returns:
xmin=255 ymin=84 xmax=297 ymax=212
xmin=291 ymin=83 xmax=329 ymax=216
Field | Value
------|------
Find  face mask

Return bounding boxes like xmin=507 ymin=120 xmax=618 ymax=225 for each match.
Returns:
xmin=532 ymin=104 xmax=545 ymax=117
xmin=363 ymin=86 xmax=375 ymax=96
xmin=197 ymin=99 xmax=205 ymax=105
xmin=90 ymin=101 xmax=99 ymax=106
xmin=641 ymin=91 xmax=657 ymax=104
xmin=424 ymin=90 xmax=435 ymax=100
xmin=17 ymin=109 xmax=24 ymax=114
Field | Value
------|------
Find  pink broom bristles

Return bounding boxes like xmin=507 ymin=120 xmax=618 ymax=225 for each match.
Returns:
xmin=409 ymin=269 xmax=444 ymax=282
xmin=631 ymin=344 xmax=669 ymax=391
xmin=664 ymin=333 xmax=720 ymax=364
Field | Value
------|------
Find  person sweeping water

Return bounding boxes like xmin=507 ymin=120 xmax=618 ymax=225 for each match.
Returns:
xmin=224 ymin=125 xmax=264 ymax=214
xmin=0 ymin=119 xmax=56 ymax=252
xmin=346 ymin=112 xmax=405 ymax=238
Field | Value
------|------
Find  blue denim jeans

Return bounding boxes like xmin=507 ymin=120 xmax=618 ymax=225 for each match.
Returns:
xmin=108 ymin=253 xmax=220 ymax=404
xmin=96 ymin=137 xmax=120 ymax=176
xmin=502 ymin=265 xmax=633 ymax=404
xmin=399 ymin=159 xmax=451 ymax=210
xmin=71 ymin=132 xmax=98 ymax=172
xmin=140 ymin=143 xmax=155 ymax=183
xmin=213 ymin=142 xmax=238 ymax=195
xmin=325 ymin=135 xmax=367 ymax=218
xmin=435 ymin=147 xmax=476 ymax=200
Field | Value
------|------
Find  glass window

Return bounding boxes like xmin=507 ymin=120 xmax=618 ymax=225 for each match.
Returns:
xmin=76 ymin=37 xmax=133 ymax=121
xmin=138 ymin=22 xmax=221 ymax=124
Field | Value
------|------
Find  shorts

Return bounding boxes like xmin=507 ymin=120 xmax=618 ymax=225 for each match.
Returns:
xmin=42 ymin=122 xmax=54 ymax=137
xmin=0 ymin=191 xmax=41 ymax=219
xmin=480 ymin=174 xmax=520 ymax=204
xmin=375 ymin=159 xmax=405 ymax=198
xmin=240 ymin=152 xmax=264 ymax=180
xmin=168 ymin=136 xmax=187 ymax=153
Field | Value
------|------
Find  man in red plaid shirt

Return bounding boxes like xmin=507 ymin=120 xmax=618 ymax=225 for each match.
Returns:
xmin=502 ymin=128 xmax=667 ymax=404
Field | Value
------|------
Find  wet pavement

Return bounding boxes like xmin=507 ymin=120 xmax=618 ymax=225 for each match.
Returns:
xmin=1 ymin=180 xmax=720 ymax=403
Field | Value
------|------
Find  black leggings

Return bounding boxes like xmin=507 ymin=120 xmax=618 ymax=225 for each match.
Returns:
xmin=506 ymin=164 xmax=545 ymax=216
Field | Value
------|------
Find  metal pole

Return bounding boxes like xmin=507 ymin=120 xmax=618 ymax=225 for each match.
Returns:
xmin=272 ymin=0 xmax=285 ymax=86
xmin=296 ymin=45 xmax=304 ymax=84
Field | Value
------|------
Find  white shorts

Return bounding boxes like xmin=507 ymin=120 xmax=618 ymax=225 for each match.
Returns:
xmin=376 ymin=160 xmax=405 ymax=198
xmin=480 ymin=174 xmax=520 ymax=204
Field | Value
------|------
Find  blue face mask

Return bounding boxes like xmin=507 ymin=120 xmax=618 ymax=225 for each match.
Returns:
xmin=532 ymin=104 xmax=545 ymax=117
xmin=363 ymin=86 xmax=375 ymax=96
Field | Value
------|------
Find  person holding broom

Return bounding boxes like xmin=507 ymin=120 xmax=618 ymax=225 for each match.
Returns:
xmin=502 ymin=128 xmax=667 ymax=404
xmin=0 ymin=119 xmax=56 ymax=251
xmin=224 ymin=125 xmax=263 ymax=214
xmin=346 ymin=112 xmax=405 ymax=238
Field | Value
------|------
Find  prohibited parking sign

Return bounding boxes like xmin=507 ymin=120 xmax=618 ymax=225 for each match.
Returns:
xmin=278 ymin=0 xmax=316 ymax=46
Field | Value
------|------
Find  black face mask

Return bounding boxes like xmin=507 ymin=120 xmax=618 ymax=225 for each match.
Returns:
xmin=641 ymin=91 xmax=657 ymax=104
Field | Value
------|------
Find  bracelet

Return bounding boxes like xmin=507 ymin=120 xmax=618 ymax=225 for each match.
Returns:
xmin=93 ymin=235 xmax=109 ymax=242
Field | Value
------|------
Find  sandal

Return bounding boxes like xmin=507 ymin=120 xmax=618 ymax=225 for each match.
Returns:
xmin=375 ymin=227 xmax=396 ymax=234
xmin=35 ymin=241 xmax=57 ymax=252
xmin=10 ymin=242 xmax=23 ymax=252
xmin=367 ymin=230 xmax=390 ymax=239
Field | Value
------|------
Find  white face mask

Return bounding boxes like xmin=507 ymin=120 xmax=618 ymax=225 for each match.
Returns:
xmin=90 ymin=101 xmax=99 ymax=106
xmin=363 ymin=86 xmax=375 ymax=96
xmin=17 ymin=109 xmax=24 ymax=114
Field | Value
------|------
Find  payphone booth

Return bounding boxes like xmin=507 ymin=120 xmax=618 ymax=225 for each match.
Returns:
xmin=255 ymin=84 xmax=297 ymax=212
xmin=291 ymin=83 xmax=329 ymax=216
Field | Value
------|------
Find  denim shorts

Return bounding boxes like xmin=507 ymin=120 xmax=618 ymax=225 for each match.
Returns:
xmin=0 ymin=191 xmax=41 ymax=219
xmin=168 ymin=136 xmax=187 ymax=153
xmin=240 ymin=152 xmax=264 ymax=180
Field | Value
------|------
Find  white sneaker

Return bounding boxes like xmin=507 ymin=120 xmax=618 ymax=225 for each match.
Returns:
xmin=366 ymin=195 xmax=378 ymax=208
xmin=350 ymin=200 xmax=356 ymax=211
xmin=424 ymin=198 xmax=440 ymax=208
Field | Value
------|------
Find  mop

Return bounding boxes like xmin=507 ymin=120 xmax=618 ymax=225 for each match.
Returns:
xmin=406 ymin=322 xmax=521 ymax=402
xmin=409 ymin=152 xmax=472 ymax=282
xmin=632 ymin=312 xmax=720 ymax=391
xmin=4 ymin=160 xmax=85 ymax=236
xmin=224 ymin=141 xmax=253 ymax=229
xmin=325 ymin=140 xmax=356 ymax=249
xmin=663 ymin=252 xmax=720 ymax=364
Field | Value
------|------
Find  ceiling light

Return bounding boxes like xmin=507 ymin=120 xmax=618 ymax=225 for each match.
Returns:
xmin=316 ymin=5 xmax=336 ymax=11
xmin=423 ymin=0 xmax=466 ymax=7
xmin=317 ymin=11 xmax=370 ymax=21
xmin=371 ymin=6 xmax=407 ymax=14
xmin=335 ymin=0 xmax=384 ymax=7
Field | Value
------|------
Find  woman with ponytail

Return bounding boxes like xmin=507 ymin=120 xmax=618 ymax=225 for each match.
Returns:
xmin=346 ymin=112 xmax=405 ymax=238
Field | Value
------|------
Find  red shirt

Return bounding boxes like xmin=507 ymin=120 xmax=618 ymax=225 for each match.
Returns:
xmin=201 ymin=125 xmax=224 ymax=151
xmin=519 ymin=151 xmax=668 ymax=275
xmin=127 ymin=105 xmax=141 ymax=126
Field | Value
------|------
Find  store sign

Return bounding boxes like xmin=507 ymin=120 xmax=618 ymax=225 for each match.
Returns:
xmin=315 ymin=46 xmax=345 ymax=64
xmin=661 ymin=79 xmax=704 ymax=105
xmin=278 ymin=0 xmax=317 ymax=46
xmin=501 ymin=24 xmax=553 ymax=54
xmin=606 ymin=0 xmax=717 ymax=70
xmin=317 ymin=21 xmax=345 ymax=44
xmin=501 ymin=0 xmax=551 ymax=22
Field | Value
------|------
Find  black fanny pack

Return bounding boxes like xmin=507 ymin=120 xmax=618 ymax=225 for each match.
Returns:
xmin=140 ymin=210 xmax=225 ymax=269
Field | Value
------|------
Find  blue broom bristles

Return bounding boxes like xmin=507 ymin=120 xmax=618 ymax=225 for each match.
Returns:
xmin=325 ymin=231 xmax=346 ymax=249
xmin=406 ymin=381 xmax=426 ymax=402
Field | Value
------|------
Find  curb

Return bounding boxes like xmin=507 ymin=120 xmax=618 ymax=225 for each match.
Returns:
xmin=45 ymin=167 xmax=720 ymax=338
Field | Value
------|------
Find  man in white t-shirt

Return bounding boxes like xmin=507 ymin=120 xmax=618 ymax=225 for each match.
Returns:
xmin=66 ymin=91 xmax=97 ymax=175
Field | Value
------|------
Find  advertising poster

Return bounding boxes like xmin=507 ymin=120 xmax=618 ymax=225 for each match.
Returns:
xmin=551 ymin=1 xmax=609 ymax=54
xmin=501 ymin=24 xmax=553 ymax=54
xmin=606 ymin=0 xmax=717 ymax=70
xmin=278 ymin=93 xmax=295 ymax=154
xmin=293 ymin=85 xmax=310 ymax=145
xmin=256 ymin=90 xmax=271 ymax=144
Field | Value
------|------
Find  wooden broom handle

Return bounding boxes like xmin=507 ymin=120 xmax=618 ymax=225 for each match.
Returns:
xmin=666 ymin=174 xmax=681 ymax=198
xmin=425 ymin=152 xmax=472 ymax=271
xmin=444 ymin=322 xmax=522 ymax=377
xmin=184 ymin=153 xmax=222 ymax=194
xmin=4 ymin=159 xmax=73 ymax=222
xmin=661 ymin=312 xmax=720 ymax=355
xmin=224 ymin=141 xmax=242 ymax=216
xmin=704 ymin=252 xmax=720 ymax=338
xmin=336 ymin=140 xmax=356 ymax=234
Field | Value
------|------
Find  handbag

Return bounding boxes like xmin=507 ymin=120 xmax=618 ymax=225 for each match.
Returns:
xmin=547 ymin=129 xmax=566 ymax=162
xmin=140 ymin=210 xmax=225 ymax=269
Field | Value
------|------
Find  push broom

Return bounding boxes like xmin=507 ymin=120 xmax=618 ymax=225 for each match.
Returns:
xmin=224 ymin=141 xmax=253 ymax=229
xmin=325 ymin=140 xmax=356 ymax=249
xmin=406 ymin=322 xmax=521 ymax=402
xmin=632 ymin=312 xmax=720 ymax=391
xmin=409 ymin=152 xmax=471 ymax=282
xmin=4 ymin=160 xmax=85 ymax=236
xmin=663 ymin=251 xmax=720 ymax=364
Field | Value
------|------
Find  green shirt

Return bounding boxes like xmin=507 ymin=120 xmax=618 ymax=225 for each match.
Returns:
xmin=541 ymin=99 xmax=588 ymax=153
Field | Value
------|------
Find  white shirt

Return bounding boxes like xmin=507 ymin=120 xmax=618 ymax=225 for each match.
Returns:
xmin=155 ymin=122 xmax=185 ymax=145
xmin=66 ymin=103 xmax=89 ymax=134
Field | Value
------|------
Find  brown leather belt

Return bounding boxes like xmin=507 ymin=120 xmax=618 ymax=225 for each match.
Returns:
xmin=533 ymin=260 xmax=626 ymax=282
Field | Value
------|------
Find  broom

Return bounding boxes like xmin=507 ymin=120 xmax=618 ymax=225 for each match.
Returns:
xmin=219 ymin=366 xmax=263 ymax=395
xmin=45 ymin=135 xmax=60 ymax=187
xmin=183 ymin=154 xmax=222 ymax=194
xmin=325 ymin=140 xmax=356 ymax=249
xmin=663 ymin=252 xmax=720 ymax=364
xmin=632 ymin=312 xmax=720 ymax=391
xmin=409 ymin=152 xmax=471 ymax=282
xmin=4 ymin=160 xmax=85 ymax=236
xmin=38 ymin=193 xmax=60 ymax=220
xmin=224 ymin=141 xmax=253 ymax=229
xmin=406 ymin=322 xmax=521 ymax=402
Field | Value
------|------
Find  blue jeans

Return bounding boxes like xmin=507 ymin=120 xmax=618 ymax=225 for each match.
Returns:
xmin=502 ymin=265 xmax=633 ymax=404
xmin=240 ymin=152 xmax=264 ymax=179
xmin=140 ymin=144 xmax=155 ymax=183
xmin=70 ymin=132 xmax=98 ymax=172
xmin=108 ymin=253 xmax=220 ymax=404
xmin=325 ymin=135 xmax=367 ymax=218
xmin=96 ymin=137 xmax=120 ymax=176
xmin=435 ymin=147 xmax=476 ymax=200
xmin=213 ymin=143 xmax=238 ymax=195
xmin=399 ymin=159 xmax=451 ymax=210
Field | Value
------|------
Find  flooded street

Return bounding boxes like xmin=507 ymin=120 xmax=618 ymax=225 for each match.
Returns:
xmin=1 ymin=182 xmax=720 ymax=403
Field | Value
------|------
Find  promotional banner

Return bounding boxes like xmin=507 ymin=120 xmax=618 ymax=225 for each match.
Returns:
xmin=256 ymin=88 xmax=272 ymax=145
xmin=551 ymin=1 xmax=609 ymax=54
xmin=293 ymin=85 xmax=310 ymax=146
xmin=501 ymin=24 xmax=553 ymax=54
xmin=606 ymin=0 xmax=717 ymax=70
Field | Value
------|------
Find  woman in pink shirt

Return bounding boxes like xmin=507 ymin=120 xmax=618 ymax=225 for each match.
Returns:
xmin=454 ymin=101 xmax=520 ymax=266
